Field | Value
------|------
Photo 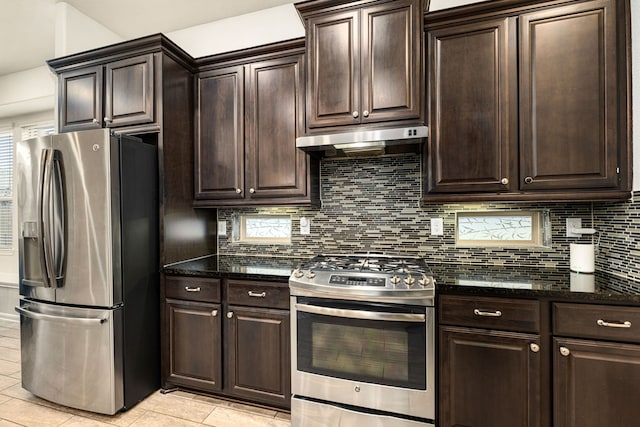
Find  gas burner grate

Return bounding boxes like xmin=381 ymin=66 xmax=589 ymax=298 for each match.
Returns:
xmin=299 ymin=254 xmax=431 ymax=275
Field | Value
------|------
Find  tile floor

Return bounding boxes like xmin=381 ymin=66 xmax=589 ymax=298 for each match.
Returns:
xmin=0 ymin=318 xmax=291 ymax=426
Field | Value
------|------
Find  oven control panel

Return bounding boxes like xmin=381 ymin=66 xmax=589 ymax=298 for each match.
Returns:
xmin=329 ymin=275 xmax=386 ymax=287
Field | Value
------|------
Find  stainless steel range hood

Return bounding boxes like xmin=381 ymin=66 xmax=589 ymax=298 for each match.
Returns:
xmin=296 ymin=126 xmax=428 ymax=154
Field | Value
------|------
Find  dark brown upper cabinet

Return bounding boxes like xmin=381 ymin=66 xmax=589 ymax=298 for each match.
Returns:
xmin=194 ymin=40 xmax=319 ymax=207
xmin=55 ymin=54 xmax=155 ymax=133
xmin=49 ymin=34 xmax=220 ymax=268
xmin=297 ymin=0 xmax=424 ymax=132
xmin=424 ymin=0 xmax=631 ymax=202
xmin=427 ymin=17 xmax=517 ymax=194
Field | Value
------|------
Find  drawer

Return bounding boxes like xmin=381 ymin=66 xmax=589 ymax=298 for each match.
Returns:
xmin=553 ymin=303 xmax=640 ymax=344
xmin=165 ymin=276 xmax=221 ymax=303
xmin=226 ymin=280 xmax=289 ymax=309
xmin=439 ymin=295 xmax=540 ymax=333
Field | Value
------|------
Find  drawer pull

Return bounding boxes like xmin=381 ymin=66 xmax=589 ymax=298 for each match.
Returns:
xmin=227 ymin=311 xmax=234 ymax=319
xmin=597 ymin=319 xmax=632 ymax=329
xmin=248 ymin=291 xmax=266 ymax=298
xmin=560 ymin=346 xmax=571 ymax=357
xmin=529 ymin=343 xmax=540 ymax=353
xmin=184 ymin=286 xmax=201 ymax=292
xmin=211 ymin=310 xmax=218 ymax=317
xmin=473 ymin=309 xmax=502 ymax=317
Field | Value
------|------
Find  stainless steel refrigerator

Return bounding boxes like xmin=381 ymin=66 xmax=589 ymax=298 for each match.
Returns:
xmin=15 ymin=128 xmax=159 ymax=415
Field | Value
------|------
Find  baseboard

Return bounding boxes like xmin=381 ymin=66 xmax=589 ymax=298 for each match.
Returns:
xmin=0 ymin=313 xmax=18 ymax=322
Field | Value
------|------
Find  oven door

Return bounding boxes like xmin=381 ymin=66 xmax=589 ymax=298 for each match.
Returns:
xmin=291 ymin=296 xmax=435 ymax=421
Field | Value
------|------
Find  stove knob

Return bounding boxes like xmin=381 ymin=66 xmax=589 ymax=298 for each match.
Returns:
xmin=419 ymin=277 xmax=432 ymax=286
xmin=293 ymin=269 xmax=304 ymax=278
xmin=404 ymin=275 xmax=416 ymax=286
xmin=307 ymin=271 xmax=316 ymax=279
xmin=390 ymin=276 xmax=401 ymax=285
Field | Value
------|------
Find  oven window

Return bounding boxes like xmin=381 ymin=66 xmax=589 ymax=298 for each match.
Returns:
xmin=296 ymin=300 xmax=427 ymax=390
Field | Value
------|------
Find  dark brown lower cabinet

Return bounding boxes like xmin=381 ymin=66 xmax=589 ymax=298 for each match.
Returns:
xmin=163 ymin=276 xmax=291 ymax=409
xmin=227 ymin=306 xmax=290 ymax=407
xmin=554 ymin=338 xmax=640 ymax=427
xmin=166 ymin=299 xmax=222 ymax=392
xmin=439 ymin=326 xmax=541 ymax=427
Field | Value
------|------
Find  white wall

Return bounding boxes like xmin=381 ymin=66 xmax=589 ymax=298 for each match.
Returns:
xmin=167 ymin=4 xmax=304 ymax=58
xmin=0 ymin=67 xmax=55 ymax=119
xmin=428 ymin=0 xmax=490 ymax=11
xmin=54 ymin=2 xmax=123 ymax=57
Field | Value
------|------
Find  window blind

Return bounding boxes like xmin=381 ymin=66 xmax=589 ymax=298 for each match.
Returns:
xmin=0 ymin=131 xmax=13 ymax=249
xmin=21 ymin=125 xmax=54 ymax=141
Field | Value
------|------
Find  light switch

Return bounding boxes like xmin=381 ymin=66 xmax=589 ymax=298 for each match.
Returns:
xmin=217 ymin=221 xmax=226 ymax=236
xmin=431 ymin=218 xmax=444 ymax=236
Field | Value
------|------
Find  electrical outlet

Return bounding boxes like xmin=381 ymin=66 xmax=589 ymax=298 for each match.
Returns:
xmin=566 ymin=218 xmax=582 ymax=237
xmin=431 ymin=218 xmax=444 ymax=236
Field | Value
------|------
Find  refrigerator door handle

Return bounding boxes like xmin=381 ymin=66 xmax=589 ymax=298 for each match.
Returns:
xmin=15 ymin=306 xmax=107 ymax=326
xmin=51 ymin=150 xmax=66 ymax=284
xmin=36 ymin=149 xmax=54 ymax=288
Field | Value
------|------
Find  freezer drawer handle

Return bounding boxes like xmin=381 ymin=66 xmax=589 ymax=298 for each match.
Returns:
xmin=15 ymin=306 xmax=107 ymax=326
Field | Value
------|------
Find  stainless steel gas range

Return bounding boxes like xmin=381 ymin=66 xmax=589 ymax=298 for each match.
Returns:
xmin=289 ymin=254 xmax=436 ymax=427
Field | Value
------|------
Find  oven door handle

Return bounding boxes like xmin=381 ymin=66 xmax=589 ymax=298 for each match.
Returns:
xmin=295 ymin=303 xmax=426 ymax=323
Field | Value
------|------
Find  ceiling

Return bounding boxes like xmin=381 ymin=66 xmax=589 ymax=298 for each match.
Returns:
xmin=0 ymin=0 xmax=295 ymax=76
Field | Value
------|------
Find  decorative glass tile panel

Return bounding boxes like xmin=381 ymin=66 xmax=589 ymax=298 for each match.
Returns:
xmin=238 ymin=215 xmax=291 ymax=243
xmin=458 ymin=215 xmax=532 ymax=241
xmin=456 ymin=211 xmax=548 ymax=247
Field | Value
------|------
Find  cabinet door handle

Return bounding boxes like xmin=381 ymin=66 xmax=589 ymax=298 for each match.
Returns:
xmin=473 ymin=309 xmax=502 ymax=317
xmin=248 ymin=291 xmax=266 ymax=298
xmin=104 ymin=117 xmax=112 ymax=124
xmin=184 ymin=286 xmax=201 ymax=292
xmin=501 ymin=177 xmax=509 ymax=185
xmin=530 ymin=343 xmax=540 ymax=353
xmin=524 ymin=176 xmax=534 ymax=184
xmin=211 ymin=310 xmax=218 ymax=317
xmin=92 ymin=118 xmax=99 ymax=124
xmin=227 ymin=311 xmax=234 ymax=319
xmin=597 ymin=319 xmax=632 ymax=328
xmin=352 ymin=111 xmax=359 ymax=118
xmin=235 ymin=188 xmax=242 ymax=194
xmin=249 ymin=188 xmax=255 ymax=194
xmin=362 ymin=110 xmax=369 ymax=117
xmin=560 ymin=346 xmax=571 ymax=356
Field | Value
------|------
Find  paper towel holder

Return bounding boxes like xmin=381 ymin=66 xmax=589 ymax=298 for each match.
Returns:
xmin=566 ymin=218 xmax=596 ymax=237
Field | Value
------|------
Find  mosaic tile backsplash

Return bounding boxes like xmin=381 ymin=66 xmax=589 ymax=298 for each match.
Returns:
xmin=217 ymin=153 xmax=639 ymax=285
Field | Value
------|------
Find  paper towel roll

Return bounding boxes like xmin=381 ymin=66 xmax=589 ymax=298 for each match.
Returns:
xmin=570 ymin=271 xmax=595 ymax=292
xmin=570 ymin=243 xmax=595 ymax=273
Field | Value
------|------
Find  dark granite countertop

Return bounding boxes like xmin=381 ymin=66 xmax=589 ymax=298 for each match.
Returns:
xmin=431 ymin=263 xmax=640 ymax=304
xmin=164 ymin=255 xmax=640 ymax=304
xmin=164 ymin=254 xmax=309 ymax=282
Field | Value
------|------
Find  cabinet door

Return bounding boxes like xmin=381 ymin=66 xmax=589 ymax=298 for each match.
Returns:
xmin=440 ymin=326 xmax=541 ymax=427
xmin=306 ymin=9 xmax=360 ymax=128
xmin=554 ymin=338 xmax=640 ymax=427
xmin=58 ymin=66 xmax=103 ymax=133
xmin=227 ymin=306 xmax=290 ymax=408
xmin=361 ymin=0 xmax=422 ymax=123
xmin=166 ymin=299 xmax=222 ymax=392
xmin=519 ymin=0 xmax=619 ymax=190
xmin=427 ymin=17 xmax=517 ymax=193
xmin=104 ymin=54 xmax=155 ymax=128
xmin=245 ymin=55 xmax=309 ymax=201
xmin=195 ymin=66 xmax=245 ymax=200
